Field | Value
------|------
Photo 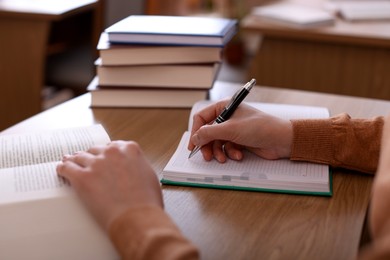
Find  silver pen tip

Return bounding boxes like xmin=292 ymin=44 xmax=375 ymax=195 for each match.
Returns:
xmin=188 ymin=146 xmax=201 ymax=159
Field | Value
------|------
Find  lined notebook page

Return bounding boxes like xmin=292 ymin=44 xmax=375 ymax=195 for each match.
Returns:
xmin=163 ymin=132 xmax=330 ymax=192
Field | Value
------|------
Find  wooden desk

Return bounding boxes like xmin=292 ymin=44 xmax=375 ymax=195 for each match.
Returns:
xmin=0 ymin=0 xmax=101 ymax=131
xmin=3 ymin=81 xmax=390 ymax=259
xmin=242 ymin=0 xmax=390 ymax=100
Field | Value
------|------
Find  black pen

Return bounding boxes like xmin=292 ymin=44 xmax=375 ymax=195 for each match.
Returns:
xmin=188 ymin=78 xmax=256 ymax=159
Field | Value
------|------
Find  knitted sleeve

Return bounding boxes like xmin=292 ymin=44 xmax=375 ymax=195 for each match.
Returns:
xmin=109 ymin=205 xmax=199 ymax=260
xmin=291 ymin=113 xmax=384 ymax=174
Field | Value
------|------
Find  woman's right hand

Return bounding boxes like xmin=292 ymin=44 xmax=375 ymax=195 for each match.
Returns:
xmin=188 ymin=100 xmax=293 ymax=163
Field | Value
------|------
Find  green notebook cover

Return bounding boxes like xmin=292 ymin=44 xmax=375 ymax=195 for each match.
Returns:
xmin=161 ymin=170 xmax=333 ymax=197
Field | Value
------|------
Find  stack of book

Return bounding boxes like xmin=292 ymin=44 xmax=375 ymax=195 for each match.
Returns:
xmin=88 ymin=15 xmax=237 ymax=108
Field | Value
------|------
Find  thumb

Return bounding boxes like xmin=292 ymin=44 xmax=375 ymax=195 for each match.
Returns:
xmin=191 ymin=123 xmax=233 ymax=147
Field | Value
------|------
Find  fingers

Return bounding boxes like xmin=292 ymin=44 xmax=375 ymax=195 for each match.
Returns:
xmin=199 ymin=141 xmax=243 ymax=163
xmin=57 ymin=144 xmax=108 ymax=182
xmin=188 ymin=100 xmax=229 ymax=150
xmin=223 ymin=142 xmax=244 ymax=161
xmin=56 ymin=151 xmax=96 ymax=183
xmin=212 ymin=140 xmax=227 ymax=163
xmin=191 ymin=122 xmax=234 ymax=148
xmin=57 ymin=141 xmax=141 ymax=181
xmin=67 ymin=141 xmax=137 ymax=161
xmin=56 ymin=159 xmax=85 ymax=185
xmin=191 ymin=100 xmax=228 ymax=132
xmin=87 ymin=141 xmax=135 ymax=155
xmin=64 ymin=152 xmax=96 ymax=167
xmin=88 ymin=145 xmax=107 ymax=155
xmin=110 ymin=140 xmax=142 ymax=156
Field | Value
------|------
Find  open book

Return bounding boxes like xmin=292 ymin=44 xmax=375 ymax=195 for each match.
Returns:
xmin=0 ymin=125 xmax=119 ymax=259
xmin=251 ymin=3 xmax=335 ymax=29
xmin=161 ymin=101 xmax=332 ymax=196
xmin=326 ymin=1 xmax=390 ymax=21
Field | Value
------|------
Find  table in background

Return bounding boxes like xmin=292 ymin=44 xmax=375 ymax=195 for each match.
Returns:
xmin=3 ymin=81 xmax=390 ymax=259
xmin=0 ymin=0 xmax=102 ymax=130
xmin=242 ymin=0 xmax=390 ymax=100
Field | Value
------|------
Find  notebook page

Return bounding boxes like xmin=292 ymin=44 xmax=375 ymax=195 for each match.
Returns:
xmin=163 ymin=132 xmax=329 ymax=184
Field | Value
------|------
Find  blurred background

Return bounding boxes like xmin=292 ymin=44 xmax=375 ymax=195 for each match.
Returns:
xmin=1 ymin=0 xmax=389 ymax=130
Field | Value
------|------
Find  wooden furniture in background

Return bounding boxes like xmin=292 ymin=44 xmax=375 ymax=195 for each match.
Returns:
xmin=144 ymin=0 xmax=269 ymax=17
xmin=145 ymin=0 xmax=181 ymax=15
xmin=3 ymin=80 xmax=390 ymax=259
xmin=0 ymin=0 xmax=103 ymax=131
xmin=241 ymin=0 xmax=390 ymax=100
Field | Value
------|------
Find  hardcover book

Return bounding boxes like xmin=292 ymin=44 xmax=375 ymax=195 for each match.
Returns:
xmin=97 ymin=32 xmax=222 ymax=66
xmin=105 ymin=15 xmax=238 ymax=47
xmin=96 ymin=61 xmax=221 ymax=89
xmin=87 ymin=77 xmax=209 ymax=108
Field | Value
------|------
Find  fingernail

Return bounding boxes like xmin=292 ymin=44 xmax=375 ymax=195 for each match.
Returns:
xmin=216 ymin=155 xmax=226 ymax=163
xmin=62 ymin=154 xmax=71 ymax=161
xmin=233 ymin=151 xmax=243 ymax=161
xmin=191 ymin=133 xmax=200 ymax=146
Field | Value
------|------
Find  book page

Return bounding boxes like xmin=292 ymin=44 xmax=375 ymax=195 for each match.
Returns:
xmin=188 ymin=100 xmax=329 ymax=131
xmin=0 ymin=162 xmax=71 ymax=204
xmin=0 ymin=186 xmax=118 ymax=260
xmin=0 ymin=124 xmax=110 ymax=169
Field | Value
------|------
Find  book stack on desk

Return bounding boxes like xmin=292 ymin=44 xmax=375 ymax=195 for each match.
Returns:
xmin=88 ymin=15 xmax=237 ymax=108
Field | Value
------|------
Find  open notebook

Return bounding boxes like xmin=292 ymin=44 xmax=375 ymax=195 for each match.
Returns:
xmin=161 ymin=100 xmax=332 ymax=196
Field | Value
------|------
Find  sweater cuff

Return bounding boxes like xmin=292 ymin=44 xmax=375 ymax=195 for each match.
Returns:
xmin=109 ymin=205 xmax=198 ymax=260
xmin=290 ymin=118 xmax=333 ymax=165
